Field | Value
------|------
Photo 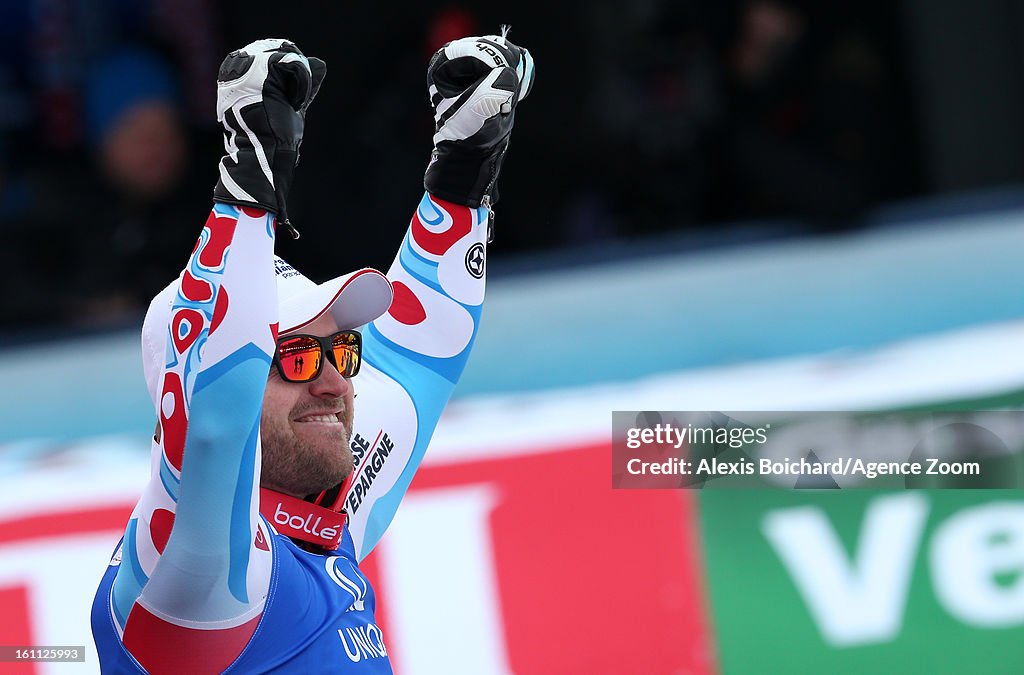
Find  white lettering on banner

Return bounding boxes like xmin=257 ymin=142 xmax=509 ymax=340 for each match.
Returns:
xmin=377 ymin=485 xmax=512 ymax=675
xmin=338 ymin=623 xmax=388 ymax=662
xmin=0 ymin=533 xmax=124 ymax=675
xmin=930 ymin=502 xmax=1024 ymax=626
xmin=761 ymin=494 xmax=929 ymax=646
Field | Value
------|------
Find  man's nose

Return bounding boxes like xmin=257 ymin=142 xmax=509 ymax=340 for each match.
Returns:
xmin=308 ymin=356 xmax=353 ymax=398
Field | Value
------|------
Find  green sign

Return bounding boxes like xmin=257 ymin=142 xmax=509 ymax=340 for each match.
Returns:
xmin=699 ymin=490 xmax=1024 ymax=674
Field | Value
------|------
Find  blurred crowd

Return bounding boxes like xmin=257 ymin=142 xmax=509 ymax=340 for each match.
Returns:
xmin=2 ymin=0 xmax=923 ymax=331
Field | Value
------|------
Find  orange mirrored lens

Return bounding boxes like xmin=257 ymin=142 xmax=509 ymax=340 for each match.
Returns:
xmin=331 ymin=332 xmax=361 ymax=377
xmin=278 ymin=336 xmax=322 ymax=382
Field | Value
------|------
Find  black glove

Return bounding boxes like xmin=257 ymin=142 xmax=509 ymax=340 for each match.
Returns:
xmin=214 ymin=38 xmax=326 ymax=235
xmin=424 ymin=33 xmax=535 ymax=209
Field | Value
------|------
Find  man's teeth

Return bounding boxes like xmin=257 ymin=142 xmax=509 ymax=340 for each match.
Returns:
xmin=301 ymin=414 xmax=339 ymax=423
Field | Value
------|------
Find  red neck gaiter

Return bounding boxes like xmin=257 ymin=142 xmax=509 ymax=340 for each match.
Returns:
xmin=259 ymin=488 xmax=348 ymax=551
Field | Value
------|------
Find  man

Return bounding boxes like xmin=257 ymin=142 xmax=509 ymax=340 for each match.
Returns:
xmin=91 ymin=34 xmax=534 ymax=673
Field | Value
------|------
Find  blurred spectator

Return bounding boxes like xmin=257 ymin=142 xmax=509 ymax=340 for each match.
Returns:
xmin=0 ymin=1 xmax=929 ymax=334
xmin=87 ymin=50 xmax=186 ymax=200
xmin=711 ymin=0 xmax=890 ymax=228
xmin=580 ymin=1 xmax=722 ymax=241
xmin=5 ymin=48 xmax=207 ymax=328
xmin=0 ymin=0 xmax=222 ymax=330
xmin=0 ymin=0 xmax=218 ymax=154
xmin=426 ymin=6 xmax=480 ymax=60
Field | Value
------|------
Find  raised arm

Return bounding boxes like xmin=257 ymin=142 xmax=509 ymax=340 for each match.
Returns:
xmin=343 ymin=34 xmax=535 ymax=559
xmin=103 ymin=40 xmax=324 ymax=673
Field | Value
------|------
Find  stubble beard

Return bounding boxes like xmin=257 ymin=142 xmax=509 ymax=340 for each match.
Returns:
xmin=260 ymin=397 xmax=355 ymax=498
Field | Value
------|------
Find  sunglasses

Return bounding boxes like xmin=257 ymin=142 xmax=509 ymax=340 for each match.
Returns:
xmin=273 ymin=330 xmax=362 ymax=383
